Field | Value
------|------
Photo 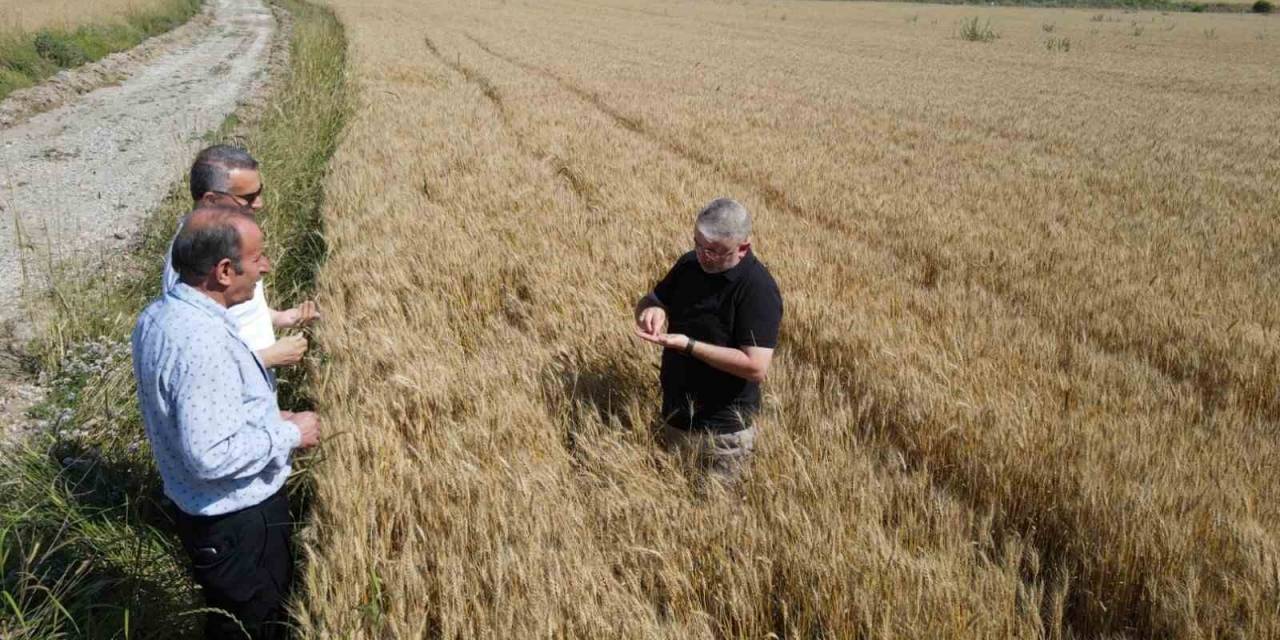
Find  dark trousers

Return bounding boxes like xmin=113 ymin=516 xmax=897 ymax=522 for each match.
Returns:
xmin=173 ymin=488 xmax=294 ymax=640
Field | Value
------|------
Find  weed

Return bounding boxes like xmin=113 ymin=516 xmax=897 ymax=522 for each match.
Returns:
xmin=1046 ymin=36 xmax=1072 ymax=51
xmin=0 ymin=520 xmax=92 ymax=638
xmin=959 ymin=16 xmax=999 ymax=42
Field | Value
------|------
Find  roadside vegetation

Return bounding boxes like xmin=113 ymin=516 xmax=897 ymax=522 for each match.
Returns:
xmin=0 ymin=0 xmax=347 ymax=636
xmin=0 ymin=0 xmax=201 ymax=101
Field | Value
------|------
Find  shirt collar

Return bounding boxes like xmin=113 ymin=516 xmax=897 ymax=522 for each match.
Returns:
xmin=169 ymin=282 xmax=238 ymax=334
xmin=720 ymin=250 xmax=757 ymax=283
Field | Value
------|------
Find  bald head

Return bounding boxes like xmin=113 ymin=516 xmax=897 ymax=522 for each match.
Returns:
xmin=172 ymin=205 xmax=257 ymax=285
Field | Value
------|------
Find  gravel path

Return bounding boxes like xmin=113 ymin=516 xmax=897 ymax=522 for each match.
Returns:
xmin=0 ymin=0 xmax=275 ymax=327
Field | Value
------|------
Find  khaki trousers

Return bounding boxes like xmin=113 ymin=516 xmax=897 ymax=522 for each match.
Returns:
xmin=658 ymin=424 xmax=757 ymax=481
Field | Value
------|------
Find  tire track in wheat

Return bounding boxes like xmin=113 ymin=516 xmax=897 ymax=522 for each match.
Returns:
xmin=439 ymin=27 xmax=1275 ymax=638
xmin=457 ymin=31 xmax=1111 ymax=639
xmin=467 ymin=10 xmax=1280 ymax=431
xmin=430 ymin=30 xmax=1067 ymax=637
xmin=456 ymin=31 xmax=1280 ymax=638
xmin=464 ymin=32 xmax=1280 ymax=433
xmin=424 ymin=34 xmax=605 ymax=213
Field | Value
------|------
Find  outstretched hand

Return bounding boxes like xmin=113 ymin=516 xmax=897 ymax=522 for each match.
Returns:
xmin=635 ymin=328 xmax=690 ymax=351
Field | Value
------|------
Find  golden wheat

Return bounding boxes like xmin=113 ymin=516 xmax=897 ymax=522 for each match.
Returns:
xmin=298 ymin=0 xmax=1280 ymax=636
xmin=0 ymin=0 xmax=173 ymax=32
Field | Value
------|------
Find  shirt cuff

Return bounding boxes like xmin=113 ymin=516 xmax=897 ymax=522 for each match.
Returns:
xmin=269 ymin=416 xmax=302 ymax=464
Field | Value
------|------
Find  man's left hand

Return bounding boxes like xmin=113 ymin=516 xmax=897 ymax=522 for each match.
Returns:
xmin=635 ymin=328 xmax=690 ymax=351
xmin=278 ymin=301 xmax=322 ymax=329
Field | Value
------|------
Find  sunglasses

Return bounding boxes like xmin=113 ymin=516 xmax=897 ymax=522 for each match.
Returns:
xmin=211 ymin=185 xmax=263 ymax=207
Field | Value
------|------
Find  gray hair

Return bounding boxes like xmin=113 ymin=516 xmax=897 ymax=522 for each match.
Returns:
xmin=189 ymin=144 xmax=258 ymax=203
xmin=695 ymin=198 xmax=751 ymax=242
xmin=172 ymin=206 xmax=250 ymax=284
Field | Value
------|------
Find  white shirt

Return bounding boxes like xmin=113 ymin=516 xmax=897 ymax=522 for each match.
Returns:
xmin=131 ymin=283 xmax=299 ymax=516
xmin=163 ymin=228 xmax=277 ymax=351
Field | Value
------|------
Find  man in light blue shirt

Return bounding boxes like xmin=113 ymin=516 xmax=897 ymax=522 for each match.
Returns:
xmin=132 ymin=205 xmax=320 ymax=640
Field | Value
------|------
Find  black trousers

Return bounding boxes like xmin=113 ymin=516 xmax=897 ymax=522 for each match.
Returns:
xmin=174 ymin=488 xmax=294 ymax=640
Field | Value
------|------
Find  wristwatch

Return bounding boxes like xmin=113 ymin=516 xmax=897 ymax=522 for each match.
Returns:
xmin=684 ymin=338 xmax=697 ymax=356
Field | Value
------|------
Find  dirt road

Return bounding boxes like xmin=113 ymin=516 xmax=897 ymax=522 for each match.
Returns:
xmin=0 ymin=0 xmax=275 ymax=328
xmin=0 ymin=0 xmax=275 ymax=442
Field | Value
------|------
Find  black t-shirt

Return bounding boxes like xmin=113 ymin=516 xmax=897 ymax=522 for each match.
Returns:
xmin=652 ymin=250 xmax=783 ymax=433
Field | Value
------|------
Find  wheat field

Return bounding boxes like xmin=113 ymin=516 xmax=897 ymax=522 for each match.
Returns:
xmin=298 ymin=0 xmax=1280 ymax=637
xmin=0 ymin=0 xmax=173 ymax=32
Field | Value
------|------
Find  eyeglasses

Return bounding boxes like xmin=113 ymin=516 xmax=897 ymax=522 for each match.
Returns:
xmin=693 ymin=237 xmax=739 ymax=259
xmin=211 ymin=185 xmax=263 ymax=207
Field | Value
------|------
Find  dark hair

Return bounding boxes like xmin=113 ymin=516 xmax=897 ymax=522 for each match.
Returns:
xmin=172 ymin=208 xmax=250 ymax=284
xmin=189 ymin=145 xmax=258 ymax=203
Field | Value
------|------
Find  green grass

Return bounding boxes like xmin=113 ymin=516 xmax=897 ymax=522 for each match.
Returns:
xmin=0 ymin=0 xmax=349 ymax=636
xmin=0 ymin=0 xmax=202 ymax=101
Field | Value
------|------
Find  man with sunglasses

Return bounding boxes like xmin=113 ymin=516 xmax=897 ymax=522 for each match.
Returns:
xmin=162 ymin=145 xmax=320 ymax=368
xmin=634 ymin=198 xmax=783 ymax=482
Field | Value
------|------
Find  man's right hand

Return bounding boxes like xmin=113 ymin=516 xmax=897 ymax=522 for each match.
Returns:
xmin=258 ymin=334 xmax=308 ymax=368
xmin=288 ymin=411 xmax=321 ymax=449
xmin=636 ymin=305 xmax=667 ymax=336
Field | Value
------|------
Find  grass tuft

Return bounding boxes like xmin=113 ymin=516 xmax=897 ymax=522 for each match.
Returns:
xmin=32 ymin=31 xmax=88 ymax=67
xmin=1046 ymin=35 xmax=1072 ymax=50
xmin=959 ymin=16 xmax=999 ymax=42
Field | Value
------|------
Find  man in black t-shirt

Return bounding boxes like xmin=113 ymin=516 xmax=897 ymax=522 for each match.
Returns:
xmin=634 ymin=198 xmax=783 ymax=481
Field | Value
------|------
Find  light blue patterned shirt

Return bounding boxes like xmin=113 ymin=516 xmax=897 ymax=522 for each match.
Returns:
xmin=131 ymin=283 xmax=300 ymax=516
